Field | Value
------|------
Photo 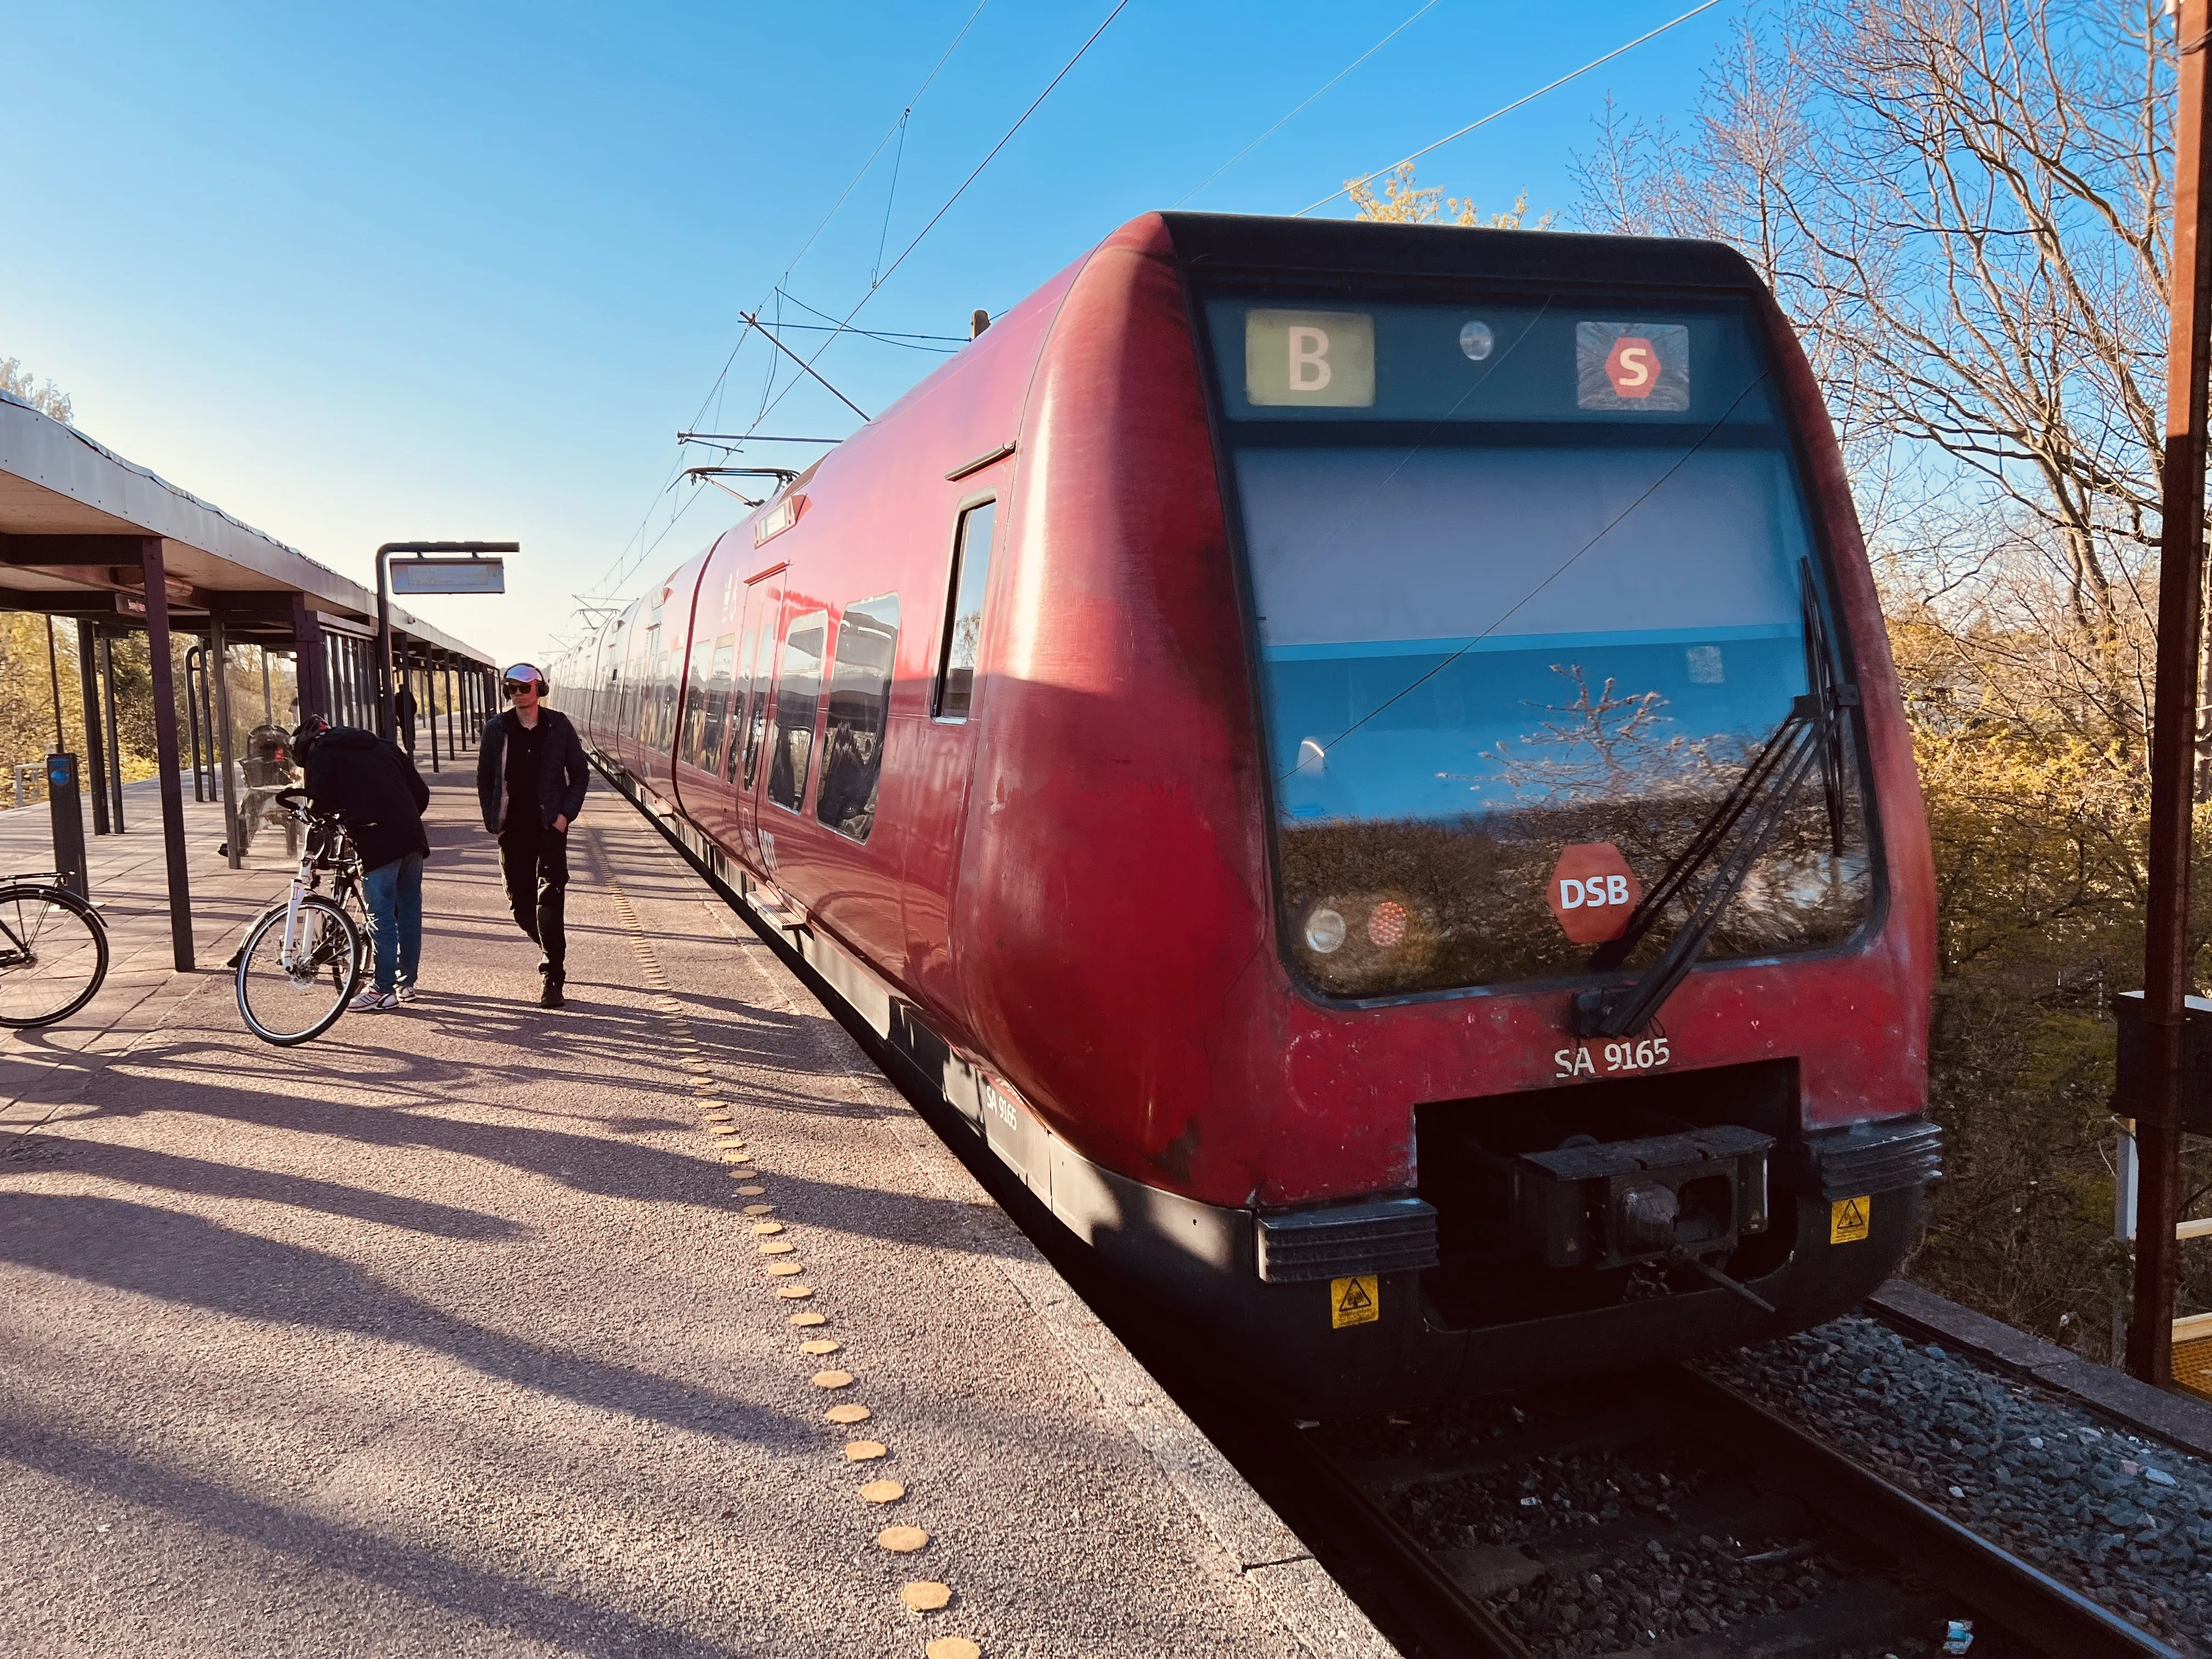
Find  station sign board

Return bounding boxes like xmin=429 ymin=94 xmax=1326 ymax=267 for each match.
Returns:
xmin=391 ymin=556 xmax=506 ymax=595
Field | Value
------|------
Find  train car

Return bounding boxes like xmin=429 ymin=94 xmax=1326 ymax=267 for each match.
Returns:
xmin=561 ymin=212 xmax=1939 ymax=1413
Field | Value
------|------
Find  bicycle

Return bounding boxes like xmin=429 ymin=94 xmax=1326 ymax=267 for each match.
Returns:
xmin=234 ymin=789 xmax=369 ymax=1046
xmin=0 ymin=874 xmax=109 ymax=1029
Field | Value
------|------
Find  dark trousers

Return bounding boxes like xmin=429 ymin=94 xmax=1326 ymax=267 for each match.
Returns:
xmin=499 ymin=825 xmax=569 ymax=978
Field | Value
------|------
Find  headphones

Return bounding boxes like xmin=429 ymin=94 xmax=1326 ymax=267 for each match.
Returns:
xmin=501 ymin=663 xmax=549 ymax=698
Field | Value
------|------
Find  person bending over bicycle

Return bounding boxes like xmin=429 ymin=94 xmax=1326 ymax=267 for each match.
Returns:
xmin=303 ymin=721 xmax=430 ymax=1012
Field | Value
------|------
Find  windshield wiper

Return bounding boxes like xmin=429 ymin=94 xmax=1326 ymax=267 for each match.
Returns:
xmin=1572 ymin=563 xmax=1858 ymax=1040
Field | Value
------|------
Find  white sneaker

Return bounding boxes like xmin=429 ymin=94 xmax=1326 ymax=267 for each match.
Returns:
xmin=395 ymin=985 xmax=420 ymax=1004
xmin=351 ymin=989 xmax=400 ymax=1013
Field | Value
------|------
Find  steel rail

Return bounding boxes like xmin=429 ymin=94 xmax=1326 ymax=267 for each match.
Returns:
xmin=1296 ymin=1366 xmax=2176 ymax=1659
xmin=1671 ymin=1369 xmax=2174 ymax=1658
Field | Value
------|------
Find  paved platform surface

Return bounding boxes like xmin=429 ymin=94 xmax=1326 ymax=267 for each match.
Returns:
xmin=1 ymin=769 xmax=1385 ymax=1657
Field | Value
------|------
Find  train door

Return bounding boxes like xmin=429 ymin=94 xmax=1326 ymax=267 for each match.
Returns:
xmin=617 ymin=603 xmax=654 ymax=778
xmin=899 ymin=488 xmax=1004 ymax=1012
xmin=733 ymin=568 xmax=786 ymax=865
xmin=673 ymin=538 xmax=748 ymax=852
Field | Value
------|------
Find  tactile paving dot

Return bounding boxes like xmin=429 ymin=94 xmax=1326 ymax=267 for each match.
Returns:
xmin=789 ymin=1311 xmax=827 ymax=1327
xmin=711 ymin=1126 xmax=743 ymax=1138
xmin=759 ymin=1240 xmax=795 ymax=1256
xmin=719 ymin=1150 xmax=751 ymax=1164
xmin=811 ymin=1370 xmax=854 ymax=1389
xmin=775 ymin=1284 xmax=813 ymax=1300
xmin=924 ymin=1639 xmax=980 ymax=1659
xmin=751 ymin=1221 xmax=785 ymax=1235
xmin=901 ymin=1581 xmax=951 ymax=1612
xmin=765 ymin=1262 xmax=805 ymax=1277
xmin=876 ymin=1525 xmax=929 ymax=1553
xmin=845 ymin=1440 xmax=887 ymax=1462
xmin=736 ymin=1185 xmax=765 ymax=1195
xmin=742 ymin=1204 xmax=776 ymax=1215
xmin=825 ymin=1403 xmax=871 ymax=1424
xmin=860 ymin=1480 xmax=905 ymax=1504
xmin=799 ymin=1338 xmax=840 ymax=1356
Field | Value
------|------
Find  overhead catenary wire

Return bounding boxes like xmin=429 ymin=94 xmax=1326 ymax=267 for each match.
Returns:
xmin=735 ymin=0 xmax=1132 ymax=438
xmin=873 ymin=111 xmax=911 ymax=287
xmin=595 ymin=1 xmax=995 ymax=596
xmin=1296 ymin=0 xmax=1724 ymax=216
xmin=741 ymin=311 xmax=871 ymax=421
xmin=1175 ymin=0 xmax=1444 ymax=207
xmin=771 ymin=288 xmax=968 ymax=348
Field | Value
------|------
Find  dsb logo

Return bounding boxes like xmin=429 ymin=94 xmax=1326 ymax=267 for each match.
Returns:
xmin=1547 ymin=842 xmax=1642 ymax=944
xmin=1560 ymin=873 xmax=1632 ymax=909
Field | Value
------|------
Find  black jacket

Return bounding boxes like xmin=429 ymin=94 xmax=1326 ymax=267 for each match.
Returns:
xmin=304 ymin=727 xmax=431 ymax=873
xmin=477 ymin=707 xmax=590 ymax=835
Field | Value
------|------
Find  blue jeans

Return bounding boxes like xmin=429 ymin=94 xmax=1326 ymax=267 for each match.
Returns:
xmin=362 ymin=854 xmax=424 ymax=994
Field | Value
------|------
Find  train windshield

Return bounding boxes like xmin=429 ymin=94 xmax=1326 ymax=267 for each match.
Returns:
xmin=1203 ymin=292 xmax=1874 ymax=998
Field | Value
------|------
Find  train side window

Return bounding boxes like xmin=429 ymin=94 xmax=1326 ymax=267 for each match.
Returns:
xmin=934 ymin=499 xmax=996 ymax=720
xmin=686 ymin=633 xmax=736 ymax=772
xmin=725 ymin=591 xmax=761 ymax=783
xmin=678 ymin=637 xmax=714 ymax=767
xmin=765 ymin=610 xmax=827 ymax=812
xmin=636 ymin=617 xmax=660 ymax=743
xmin=657 ymin=638 xmax=681 ymax=752
xmin=817 ymin=594 xmax=900 ymax=843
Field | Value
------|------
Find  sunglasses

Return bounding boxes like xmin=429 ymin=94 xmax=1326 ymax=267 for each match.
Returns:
xmin=504 ymin=680 xmax=537 ymax=695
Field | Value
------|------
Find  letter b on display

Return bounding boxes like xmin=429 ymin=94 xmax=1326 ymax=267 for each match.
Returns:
xmin=1246 ymin=309 xmax=1374 ymax=408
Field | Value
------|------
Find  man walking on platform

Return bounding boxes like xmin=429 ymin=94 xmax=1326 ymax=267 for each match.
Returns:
xmin=477 ymin=663 xmax=589 ymax=1009
xmin=303 ymin=721 xmax=431 ymax=1013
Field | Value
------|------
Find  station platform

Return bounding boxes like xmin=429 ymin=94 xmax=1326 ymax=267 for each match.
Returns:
xmin=0 ymin=769 xmax=1386 ymax=1657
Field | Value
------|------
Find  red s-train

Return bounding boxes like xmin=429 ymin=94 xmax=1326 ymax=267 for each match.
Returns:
xmin=561 ymin=213 xmax=1938 ymax=1412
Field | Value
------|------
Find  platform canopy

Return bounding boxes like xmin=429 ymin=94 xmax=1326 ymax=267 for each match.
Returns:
xmin=1 ymin=387 xmax=490 ymax=663
xmin=0 ymin=387 xmax=503 ymax=970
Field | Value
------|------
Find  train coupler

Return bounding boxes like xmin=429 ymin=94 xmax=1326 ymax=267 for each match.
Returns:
xmin=1510 ymin=1124 xmax=1773 ymax=1271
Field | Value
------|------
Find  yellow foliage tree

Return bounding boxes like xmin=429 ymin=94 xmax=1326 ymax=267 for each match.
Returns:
xmin=1346 ymin=162 xmax=1552 ymax=229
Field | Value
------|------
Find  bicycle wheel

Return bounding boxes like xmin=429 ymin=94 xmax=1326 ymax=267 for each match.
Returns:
xmin=236 ymin=895 xmax=363 ymax=1046
xmin=0 ymin=883 xmax=109 ymax=1029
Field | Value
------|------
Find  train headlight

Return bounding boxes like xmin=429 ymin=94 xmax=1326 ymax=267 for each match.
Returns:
xmin=1617 ymin=1182 xmax=1678 ymax=1254
xmin=1305 ymin=907 xmax=1346 ymax=954
xmin=1459 ymin=319 xmax=1495 ymax=361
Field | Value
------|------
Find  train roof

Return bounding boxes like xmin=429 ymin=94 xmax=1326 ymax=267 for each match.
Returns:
xmin=1155 ymin=211 xmax=1760 ymax=295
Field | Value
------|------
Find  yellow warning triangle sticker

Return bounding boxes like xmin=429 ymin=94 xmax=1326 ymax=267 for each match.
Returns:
xmin=1330 ymin=1274 xmax=1380 ymax=1328
xmin=1830 ymin=1195 xmax=1871 ymax=1244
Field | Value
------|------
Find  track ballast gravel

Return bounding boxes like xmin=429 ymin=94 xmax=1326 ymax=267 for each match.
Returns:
xmin=1714 ymin=1313 xmax=2212 ymax=1654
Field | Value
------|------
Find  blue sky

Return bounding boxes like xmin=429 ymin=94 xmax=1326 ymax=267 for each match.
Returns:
xmin=1 ymin=1 xmax=1738 ymax=670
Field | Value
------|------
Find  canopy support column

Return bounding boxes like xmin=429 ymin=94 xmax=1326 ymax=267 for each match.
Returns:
xmin=426 ymin=650 xmax=441 ymax=772
xmin=100 ymin=629 xmax=125 ymax=833
xmin=291 ymin=594 xmax=326 ymax=721
xmin=44 ymin=618 xmax=64 ymax=754
xmin=140 ymin=538 xmax=194 ymax=970
xmin=210 ymin=615 xmax=241 ymax=870
xmin=77 ymin=623 xmax=109 ymax=836
xmin=185 ymin=646 xmax=205 ymax=801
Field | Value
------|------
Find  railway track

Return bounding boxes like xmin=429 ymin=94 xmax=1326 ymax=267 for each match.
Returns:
xmin=1288 ymin=1365 xmax=2176 ymax=1659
